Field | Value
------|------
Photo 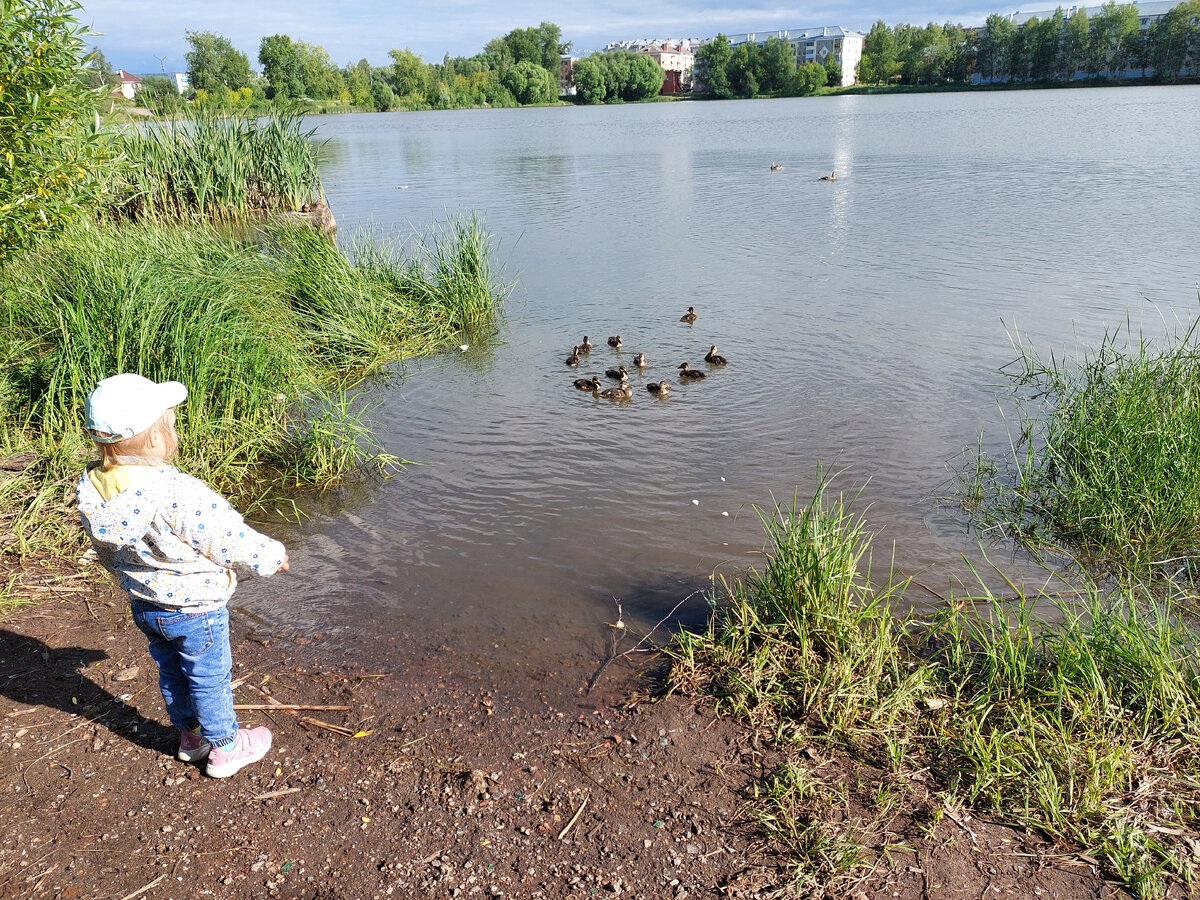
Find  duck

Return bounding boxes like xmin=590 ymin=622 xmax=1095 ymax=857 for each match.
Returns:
xmin=579 ymin=336 xmax=593 ymax=353
xmin=704 ymin=345 xmax=727 ymax=366
xmin=678 ymin=362 xmax=706 ymax=380
xmin=607 ymin=335 xmax=622 ymax=348
xmin=679 ymin=307 xmax=697 ymax=323
xmin=565 ymin=346 xmax=581 ymax=366
xmin=574 ymin=375 xmax=601 ymax=392
xmin=633 ymin=353 xmax=647 ymax=368
xmin=599 ymin=379 xmax=632 ymax=400
xmin=818 ymin=170 xmax=837 ymax=181
xmin=605 ymin=364 xmax=628 ymax=381
xmin=770 ymin=162 xmax=783 ymax=172
xmin=646 ymin=381 xmax=670 ymax=395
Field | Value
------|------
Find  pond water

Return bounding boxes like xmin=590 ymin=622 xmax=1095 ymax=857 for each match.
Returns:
xmin=247 ymin=86 xmax=1200 ymax=686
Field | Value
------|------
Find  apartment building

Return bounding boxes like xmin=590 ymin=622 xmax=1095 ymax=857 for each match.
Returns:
xmin=725 ymin=26 xmax=865 ymax=86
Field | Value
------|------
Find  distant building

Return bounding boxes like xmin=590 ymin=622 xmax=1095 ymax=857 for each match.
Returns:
xmin=637 ymin=42 xmax=696 ymax=93
xmin=559 ymin=56 xmax=578 ymax=96
xmin=171 ymin=72 xmax=190 ymax=95
xmin=972 ymin=0 xmax=1192 ymax=81
xmin=1002 ymin=0 xmax=1178 ymax=28
xmin=112 ymin=69 xmax=142 ymax=100
xmin=725 ymin=27 xmax=864 ymax=86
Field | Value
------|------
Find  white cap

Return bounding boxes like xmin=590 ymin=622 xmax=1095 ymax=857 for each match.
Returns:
xmin=84 ymin=374 xmax=187 ymax=443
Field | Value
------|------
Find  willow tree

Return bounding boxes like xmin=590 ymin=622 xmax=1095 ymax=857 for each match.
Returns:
xmin=0 ymin=0 xmax=109 ymax=259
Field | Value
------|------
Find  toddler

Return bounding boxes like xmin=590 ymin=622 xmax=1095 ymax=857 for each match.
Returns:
xmin=77 ymin=373 xmax=289 ymax=778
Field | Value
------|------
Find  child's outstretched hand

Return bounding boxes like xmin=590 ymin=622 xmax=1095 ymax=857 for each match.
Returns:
xmin=279 ymin=553 xmax=290 ymax=572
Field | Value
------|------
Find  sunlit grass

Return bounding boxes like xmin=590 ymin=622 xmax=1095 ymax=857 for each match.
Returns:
xmin=669 ymin=476 xmax=1200 ymax=896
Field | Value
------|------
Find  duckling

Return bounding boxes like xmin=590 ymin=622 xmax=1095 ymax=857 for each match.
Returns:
xmin=818 ymin=170 xmax=837 ymax=181
xmin=633 ymin=353 xmax=647 ymax=368
xmin=574 ymin=375 xmax=601 ymax=392
xmin=679 ymin=306 xmax=697 ymax=323
xmin=770 ymin=162 xmax=783 ymax=171
xmin=579 ymin=336 xmax=593 ymax=353
xmin=704 ymin=345 xmax=727 ymax=366
xmin=678 ymin=362 xmax=706 ymax=380
xmin=566 ymin=346 xmax=581 ymax=366
xmin=605 ymin=364 xmax=628 ymax=381
xmin=607 ymin=335 xmax=622 ymax=348
xmin=599 ymin=379 xmax=632 ymax=400
xmin=646 ymin=381 xmax=670 ymax=395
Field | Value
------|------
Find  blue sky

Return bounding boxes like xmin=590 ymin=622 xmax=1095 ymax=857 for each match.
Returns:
xmin=81 ymin=0 xmax=1006 ymax=75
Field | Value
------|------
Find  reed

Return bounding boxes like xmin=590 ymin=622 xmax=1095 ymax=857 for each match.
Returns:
xmin=107 ymin=111 xmax=323 ymax=222
xmin=0 ymin=212 xmax=504 ymax=546
xmin=963 ymin=309 xmax=1200 ymax=582
xmin=669 ymin=480 xmax=1200 ymax=895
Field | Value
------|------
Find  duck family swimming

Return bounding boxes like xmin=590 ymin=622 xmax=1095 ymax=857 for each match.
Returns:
xmin=567 ymin=308 xmax=728 ymax=401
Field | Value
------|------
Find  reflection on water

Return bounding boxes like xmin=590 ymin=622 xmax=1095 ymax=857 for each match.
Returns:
xmin=245 ymin=87 xmax=1200 ymax=681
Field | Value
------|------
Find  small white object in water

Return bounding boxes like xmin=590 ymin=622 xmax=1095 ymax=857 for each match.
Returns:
xmin=722 ymin=511 xmax=729 ymax=517
xmin=692 ymin=499 xmax=699 ymax=505
xmin=720 ymin=476 xmax=726 ymax=482
xmin=459 ymin=344 xmax=469 ymax=351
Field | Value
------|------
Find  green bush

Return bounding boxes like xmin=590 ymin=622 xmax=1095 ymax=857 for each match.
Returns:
xmin=0 ymin=0 xmax=113 ymax=259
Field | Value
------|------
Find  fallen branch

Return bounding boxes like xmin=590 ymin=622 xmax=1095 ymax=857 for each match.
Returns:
xmin=118 ymin=874 xmax=166 ymax=900
xmin=233 ymin=704 xmax=350 ymax=712
xmin=557 ymin=792 xmax=590 ymax=841
xmin=252 ymin=786 xmax=301 ymax=801
xmin=298 ymin=716 xmax=356 ymax=736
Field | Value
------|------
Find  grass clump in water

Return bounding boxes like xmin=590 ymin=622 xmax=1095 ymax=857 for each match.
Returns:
xmin=107 ymin=112 xmax=323 ymax=222
xmin=668 ymin=476 xmax=1200 ymax=896
xmin=963 ymin=308 xmax=1200 ymax=583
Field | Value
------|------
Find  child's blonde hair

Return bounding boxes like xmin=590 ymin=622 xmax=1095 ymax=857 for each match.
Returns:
xmin=89 ymin=409 xmax=177 ymax=470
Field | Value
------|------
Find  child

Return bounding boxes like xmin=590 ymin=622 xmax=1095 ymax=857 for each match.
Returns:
xmin=77 ymin=373 xmax=289 ymax=778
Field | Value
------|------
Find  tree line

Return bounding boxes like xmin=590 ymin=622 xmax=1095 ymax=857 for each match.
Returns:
xmin=125 ymin=20 xmax=663 ymax=114
xmin=695 ymin=34 xmax=842 ymax=98
xmin=857 ymin=1 xmax=1200 ymax=86
xmin=126 ymin=22 xmax=570 ymax=114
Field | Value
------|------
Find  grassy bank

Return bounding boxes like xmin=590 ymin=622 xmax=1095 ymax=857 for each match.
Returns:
xmin=0 ymin=214 xmax=507 ymax=554
xmin=963 ymin=309 xmax=1200 ymax=584
xmin=669 ymin=479 xmax=1200 ymax=896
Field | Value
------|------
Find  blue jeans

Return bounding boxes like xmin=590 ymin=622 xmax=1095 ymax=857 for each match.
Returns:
xmin=130 ymin=600 xmax=238 ymax=749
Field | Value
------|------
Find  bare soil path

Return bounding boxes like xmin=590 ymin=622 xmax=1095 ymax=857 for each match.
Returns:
xmin=0 ymin=560 xmax=1138 ymax=900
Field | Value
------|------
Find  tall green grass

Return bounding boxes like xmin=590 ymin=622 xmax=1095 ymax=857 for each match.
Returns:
xmin=107 ymin=112 xmax=323 ymax=222
xmin=670 ymin=479 xmax=1200 ymax=896
xmin=964 ymin=309 xmax=1200 ymax=582
xmin=0 ymin=213 xmax=505 ymax=551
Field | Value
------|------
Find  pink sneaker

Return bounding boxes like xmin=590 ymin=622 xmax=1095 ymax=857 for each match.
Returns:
xmin=205 ymin=727 xmax=272 ymax=778
xmin=177 ymin=728 xmax=212 ymax=762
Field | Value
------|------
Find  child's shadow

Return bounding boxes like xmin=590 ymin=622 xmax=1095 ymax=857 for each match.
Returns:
xmin=0 ymin=628 xmax=175 ymax=753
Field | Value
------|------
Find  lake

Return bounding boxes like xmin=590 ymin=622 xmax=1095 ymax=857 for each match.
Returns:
xmin=247 ymin=86 xmax=1200 ymax=690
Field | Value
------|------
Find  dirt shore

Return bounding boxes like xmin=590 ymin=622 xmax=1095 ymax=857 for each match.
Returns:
xmin=0 ymin=561 xmax=1142 ymax=900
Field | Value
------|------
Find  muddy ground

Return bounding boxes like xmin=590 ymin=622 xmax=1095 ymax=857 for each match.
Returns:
xmin=0 ymin=562 xmax=1148 ymax=900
